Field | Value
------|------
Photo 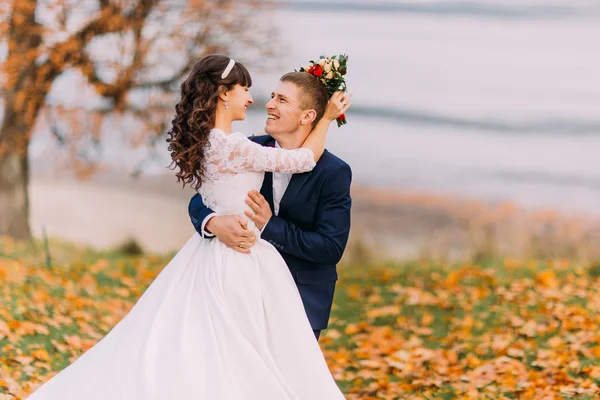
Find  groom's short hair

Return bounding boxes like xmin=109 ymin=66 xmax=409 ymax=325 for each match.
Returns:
xmin=280 ymin=72 xmax=329 ymax=129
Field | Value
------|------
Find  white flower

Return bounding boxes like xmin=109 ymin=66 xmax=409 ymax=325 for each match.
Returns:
xmin=325 ymin=71 xmax=333 ymax=79
xmin=318 ymin=58 xmax=327 ymax=67
xmin=324 ymin=63 xmax=332 ymax=72
xmin=333 ymin=59 xmax=340 ymax=69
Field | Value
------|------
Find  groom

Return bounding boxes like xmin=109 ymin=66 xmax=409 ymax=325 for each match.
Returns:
xmin=188 ymin=71 xmax=352 ymax=340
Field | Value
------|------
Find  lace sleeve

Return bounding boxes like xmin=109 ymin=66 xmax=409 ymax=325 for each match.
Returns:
xmin=224 ymin=133 xmax=316 ymax=174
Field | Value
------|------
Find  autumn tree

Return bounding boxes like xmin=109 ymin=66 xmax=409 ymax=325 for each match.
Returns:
xmin=0 ymin=0 xmax=272 ymax=240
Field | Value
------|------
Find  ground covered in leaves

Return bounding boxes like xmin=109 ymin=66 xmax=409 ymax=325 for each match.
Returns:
xmin=2 ymin=238 xmax=600 ymax=399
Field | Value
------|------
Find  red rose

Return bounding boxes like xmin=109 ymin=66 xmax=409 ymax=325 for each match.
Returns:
xmin=312 ymin=65 xmax=323 ymax=77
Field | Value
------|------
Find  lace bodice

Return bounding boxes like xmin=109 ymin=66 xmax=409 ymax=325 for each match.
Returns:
xmin=198 ymin=129 xmax=316 ymax=215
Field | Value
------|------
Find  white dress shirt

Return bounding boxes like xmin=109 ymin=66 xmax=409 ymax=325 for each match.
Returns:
xmin=271 ymin=141 xmax=293 ymax=216
xmin=201 ymin=141 xmax=291 ymax=237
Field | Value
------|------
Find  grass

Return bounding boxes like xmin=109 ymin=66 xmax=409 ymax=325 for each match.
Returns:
xmin=1 ymin=237 xmax=600 ymax=399
xmin=323 ymin=258 xmax=600 ymax=399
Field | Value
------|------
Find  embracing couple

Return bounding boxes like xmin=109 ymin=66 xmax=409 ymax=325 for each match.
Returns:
xmin=29 ymin=55 xmax=353 ymax=399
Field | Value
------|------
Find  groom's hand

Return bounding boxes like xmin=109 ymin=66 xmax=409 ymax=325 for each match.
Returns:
xmin=205 ymin=215 xmax=255 ymax=254
xmin=245 ymin=190 xmax=272 ymax=231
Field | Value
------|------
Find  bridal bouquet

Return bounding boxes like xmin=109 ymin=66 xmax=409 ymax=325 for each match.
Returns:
xmin=299 ymin=54 xmax=349 ymax=127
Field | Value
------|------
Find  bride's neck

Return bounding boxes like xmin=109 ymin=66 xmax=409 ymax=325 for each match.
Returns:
xmin=213 ymin=110 xmax=232 ymax=134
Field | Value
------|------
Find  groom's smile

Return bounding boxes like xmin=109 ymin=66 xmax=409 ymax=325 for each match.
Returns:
xmin=264 ymin=81 xmax=306 ymax=137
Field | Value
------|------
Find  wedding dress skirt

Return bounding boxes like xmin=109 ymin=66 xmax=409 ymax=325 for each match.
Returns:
xmin=29 ymin=129 xmax=345 ymax=399
xmin=28 ymin=232 xmax=345 ymax=399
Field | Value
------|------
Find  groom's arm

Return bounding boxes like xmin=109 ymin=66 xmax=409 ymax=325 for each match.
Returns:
xmin=188 ymin=193 xmax=217 ymax=238
xmin=189 ymin=193 xmax=257 ymax=252
xmin=261 ymin=164 xmax=352 ymax=265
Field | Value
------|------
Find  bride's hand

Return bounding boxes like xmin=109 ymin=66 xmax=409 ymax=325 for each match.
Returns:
xmin=324 ymin=91 xmax=352 ymax=122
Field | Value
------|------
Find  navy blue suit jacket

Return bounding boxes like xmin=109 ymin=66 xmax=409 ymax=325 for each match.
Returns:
xmin=188 ymin=134 xmax=352 ymax=330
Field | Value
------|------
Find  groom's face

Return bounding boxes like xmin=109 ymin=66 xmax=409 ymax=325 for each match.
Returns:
xmin=264 ymin=81 xmax=306 ymax=137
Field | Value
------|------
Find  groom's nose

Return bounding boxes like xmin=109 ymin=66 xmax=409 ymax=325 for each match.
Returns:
xmin=265 ymin=98 xmax=276 ymax=110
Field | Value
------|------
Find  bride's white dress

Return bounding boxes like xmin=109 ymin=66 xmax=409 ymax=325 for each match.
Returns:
xmin=29 ymin=129 xmax=345 ymax=400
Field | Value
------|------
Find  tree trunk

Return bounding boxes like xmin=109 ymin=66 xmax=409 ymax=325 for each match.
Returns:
xmin=0 ymin=0 xmax=40 ymax=240
xmin=0 ymin=143 xmax=31 ymax=241
xmin=0 ymin=96 xmax=33 ymax=241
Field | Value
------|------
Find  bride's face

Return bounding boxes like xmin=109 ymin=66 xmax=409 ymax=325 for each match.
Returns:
xmin=264 ymin=81 xmax=305 ymax=136
xmin=225 ymin=84 xmax=253 ymax=121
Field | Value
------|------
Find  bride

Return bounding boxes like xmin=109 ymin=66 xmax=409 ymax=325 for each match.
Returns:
xmin=28 ymin=55 xmax=351 ymax=399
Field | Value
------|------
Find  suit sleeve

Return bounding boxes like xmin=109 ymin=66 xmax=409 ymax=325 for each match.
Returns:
xmin=188 ymin=193 xmax=216 ymax=238
xmin=261 ymin=164 xmax=352 ymax=265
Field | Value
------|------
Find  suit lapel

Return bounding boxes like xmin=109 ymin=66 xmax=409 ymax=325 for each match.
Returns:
xmin=258 ymin=135 xmax=276 ymax=213
xmin=279 ymin=149 xmax=325 ymax=215
xmin=278 ymin=170 xmax=312 ymax=216
xmin=261 ymin=172 xmax=275 ymax=212
xmin=254 ymin=134 xmax=313 ymax=215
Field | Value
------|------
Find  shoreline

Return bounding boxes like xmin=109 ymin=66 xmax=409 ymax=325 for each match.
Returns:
xmin=29 ymin=170 xmax=600 ymax=260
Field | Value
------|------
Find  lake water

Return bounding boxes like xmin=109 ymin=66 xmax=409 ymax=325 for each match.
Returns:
xmin=29 ymin=0 xmax=600 ymax=214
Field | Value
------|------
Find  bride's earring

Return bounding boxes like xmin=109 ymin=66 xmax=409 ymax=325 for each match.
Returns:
xmin=225 ymin=99 xmax=229 ymax=110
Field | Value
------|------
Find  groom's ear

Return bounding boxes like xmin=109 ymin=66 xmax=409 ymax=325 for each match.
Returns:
xmin=300 ymin=109 xmax=317 ymax=126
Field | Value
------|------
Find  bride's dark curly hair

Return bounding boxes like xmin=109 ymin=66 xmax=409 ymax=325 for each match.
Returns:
xmin=167 ymin=55 xmax=252 ymax=190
